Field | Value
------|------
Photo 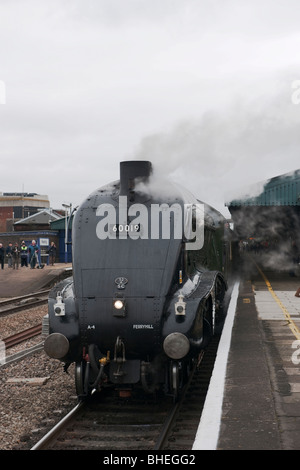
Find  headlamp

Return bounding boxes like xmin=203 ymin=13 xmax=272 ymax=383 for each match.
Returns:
xmin=114 ymin=299 xmax=124 ymax=310
xmin=113 ymin=296 xmax=126 ymax=317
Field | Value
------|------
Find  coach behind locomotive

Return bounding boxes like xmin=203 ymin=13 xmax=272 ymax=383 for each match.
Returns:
xmin=44 ymin=161 xmax=231 ymax=399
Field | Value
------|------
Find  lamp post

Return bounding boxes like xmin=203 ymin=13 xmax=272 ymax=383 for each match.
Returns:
xmin=62 ymin=203 xmax=72 ymax=263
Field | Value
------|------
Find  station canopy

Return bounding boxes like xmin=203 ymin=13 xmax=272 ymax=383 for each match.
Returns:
xmin=14 ymin=208 xmax=63 ymax=226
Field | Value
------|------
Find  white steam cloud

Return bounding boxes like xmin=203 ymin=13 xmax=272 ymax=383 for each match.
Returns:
xmin=132 ymin=83 xmax=300 ymax=215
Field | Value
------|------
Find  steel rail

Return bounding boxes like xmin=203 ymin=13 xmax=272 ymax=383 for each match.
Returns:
xmin=3 ymin=324 xmax=42 ymax=348
xmin=0 ymin=296 xmax=49 ymax=316
xmin=0 ymin=289 xmax=51 ymax=306
xmin=0 ymin=342 xmax=44 ymax=367
xmin=154 ymin=351 xmax=204 ymax=450
xmin=30 ymin=401 xmax=84 ymax=450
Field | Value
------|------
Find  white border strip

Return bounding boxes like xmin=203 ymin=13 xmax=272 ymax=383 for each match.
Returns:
xmin=192 ymin=281 xmax=240 ymax=450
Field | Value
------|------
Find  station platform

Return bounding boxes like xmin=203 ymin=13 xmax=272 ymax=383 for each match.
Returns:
xmin=193 ymin=257 xmax=300 ymax=450
xmin=0 ymin=263 xmax=72 ymax=297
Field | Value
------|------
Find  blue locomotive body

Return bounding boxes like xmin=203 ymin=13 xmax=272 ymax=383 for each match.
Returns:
xmin=44 ymin=161 xmax=231 ymax=399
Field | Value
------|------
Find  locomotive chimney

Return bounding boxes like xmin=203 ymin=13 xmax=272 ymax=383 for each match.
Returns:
xmin=120 ymin=160 xmax=152 ymax=200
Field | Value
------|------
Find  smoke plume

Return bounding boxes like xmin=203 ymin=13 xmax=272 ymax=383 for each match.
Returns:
xmin=132 ymin=84 xmax=300 ymax=215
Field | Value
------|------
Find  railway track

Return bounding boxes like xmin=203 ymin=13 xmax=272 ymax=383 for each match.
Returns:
xmin=32 ymin=394 xmax=173 ymax=450
xmin=0 ymin=290 xmax=50 ymax=316
xmin=160 ymin=335 xmax=220 ymax=450
xmin=2 ymin=324 xmax=42 ymax=348
xmin=31 ymin=331 xmax=221 ymax=451
xmin=0 ymin=290 xmax=49 ymax=365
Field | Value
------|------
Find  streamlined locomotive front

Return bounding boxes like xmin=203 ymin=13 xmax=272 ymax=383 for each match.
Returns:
xmin=44 ymin=160 xmax=229 ymax=399
xmin=69 ymin=161 xmax=185 ymax=395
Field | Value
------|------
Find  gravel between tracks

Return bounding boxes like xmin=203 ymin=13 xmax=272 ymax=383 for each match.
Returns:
xmin=0 ymin=305 xmax=78 ymax=450
xmin=0 ymin=304 xmax=48 ymax=340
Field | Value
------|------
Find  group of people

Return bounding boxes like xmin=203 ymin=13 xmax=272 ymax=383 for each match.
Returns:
xmin=0 ymin=240 xmax=57 ymax=270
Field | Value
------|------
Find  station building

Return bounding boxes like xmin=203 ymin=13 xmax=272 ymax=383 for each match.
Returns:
xmin=49 ymin=216 xmax=73 ymax=263
xmin=226 ymin=169 xmax=300 ymax=271
xmin=0 ymin=192 xmax=50 ymax=232
xmin=0 ymin=192 xmax=73 ymax=264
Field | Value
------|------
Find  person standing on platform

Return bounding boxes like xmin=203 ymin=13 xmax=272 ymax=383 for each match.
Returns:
xmin=6 ymin=242 xmax=13 ymax=268
xmin=0 ymin=243 xmax=5 ymax=270
xmin=48 ymin=242 xmax=56 ymax=265
xmin=28 ymin=240 xmax=39 ymax=269
xmin=12 ymin=242 xmax=20 ymax=270
xmin=20 ymin=241 xmax=28 ymax=267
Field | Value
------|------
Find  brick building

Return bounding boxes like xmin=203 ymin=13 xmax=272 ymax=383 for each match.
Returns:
xmin=0 ymin=192 xmax=50 ymax=232
xmin=0 ymin=193 xmax=66 ymax=265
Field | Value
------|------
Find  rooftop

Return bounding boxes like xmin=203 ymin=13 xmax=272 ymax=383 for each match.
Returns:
xmin=227 ymin=169 xmax=300 ymax=207
xmin=14 ymin=208 xmax=63 ymax=225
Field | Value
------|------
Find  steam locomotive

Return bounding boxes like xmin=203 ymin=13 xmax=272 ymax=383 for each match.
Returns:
xmin=44 ymin=161 xmax=232 ymax=400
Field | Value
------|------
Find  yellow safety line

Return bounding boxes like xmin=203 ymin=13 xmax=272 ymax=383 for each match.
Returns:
xmin=254 ymin=262 xmax=300 ymax=340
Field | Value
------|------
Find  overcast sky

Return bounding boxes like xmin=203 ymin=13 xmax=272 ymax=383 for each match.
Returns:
xmin=1 ymin=0 xmax=300 ymax=216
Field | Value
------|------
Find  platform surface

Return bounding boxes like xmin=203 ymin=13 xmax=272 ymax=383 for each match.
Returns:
xmin=0 ymin=263 xmax=72 ymax=297
xmin=217 ymin=262 xmax=300 ymax=450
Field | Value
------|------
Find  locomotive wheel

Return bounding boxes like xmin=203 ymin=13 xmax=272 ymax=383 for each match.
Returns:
xmin=169 ymin=361 xmax=179 ymax=401
xmin=215 ymin=277 xmax=226 ymax=318
xmin=182 ymin=358 xmax=194 ymax=383
xmin=203 ymin=299 xmax=213 ymax=334
xmin=75 ymin=361 xmax=85 ymax=397
xmin=202 ymin=299 xmax=213 ymax=348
